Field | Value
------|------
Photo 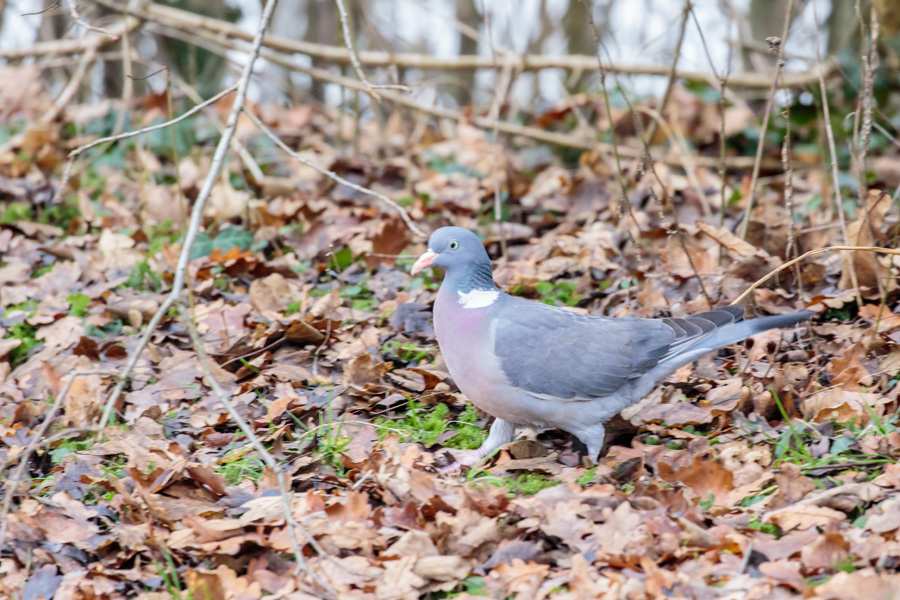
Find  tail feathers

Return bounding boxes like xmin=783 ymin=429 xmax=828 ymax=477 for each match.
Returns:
xmin=657 ymin=309 xmax=812 ymax=374
xmin=708 ymin=310 xmax=814 ymax=349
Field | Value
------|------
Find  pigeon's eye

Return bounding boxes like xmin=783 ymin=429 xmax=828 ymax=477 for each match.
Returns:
xmin=449 ymin=240 xmax=459 ymax=250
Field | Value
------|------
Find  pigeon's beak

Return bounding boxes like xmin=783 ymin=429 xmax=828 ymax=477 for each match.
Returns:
xmin=410 ymin=250 xmax=437 ymax=275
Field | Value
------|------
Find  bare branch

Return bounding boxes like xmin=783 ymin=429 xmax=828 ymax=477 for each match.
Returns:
xmin=53 ymin=84 xmax=240 ymax=204
xmin=158 ymin=20 xmax=777 ymax=172
xmin=86 ymin=0 xmax=831 ymax=90
xmin=811 ymin=0 xmax=862 ymax=305
xmin=65 ymin=0 xmax=119 ymax=39
xmin=178 ymin=307 xmax=333 ymax=593
xmin=0 ymin=13 xmax=135 ymax=59
xmin=334 ymin=0 xmax=378 ymax=98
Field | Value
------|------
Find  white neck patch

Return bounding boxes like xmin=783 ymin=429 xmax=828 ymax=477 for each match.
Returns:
xmin=458 ymin=288 xmax=499 ymax=309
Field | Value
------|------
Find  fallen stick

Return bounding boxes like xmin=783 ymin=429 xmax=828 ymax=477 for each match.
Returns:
xmin=154 ymin=21 xmax=779 ymax=171
xmin=88 ymin=0 xmax=831 ymax=90
xmin=0 ymin=15 xmax=137 ymax=60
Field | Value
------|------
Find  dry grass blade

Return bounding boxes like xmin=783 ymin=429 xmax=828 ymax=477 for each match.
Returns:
xmin=731 ymin=245 xmax=900 ymax=306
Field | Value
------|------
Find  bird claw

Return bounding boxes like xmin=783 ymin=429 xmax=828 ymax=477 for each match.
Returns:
xmin=437 ymin=461 xmax=464 ymax=474
xmin=435 ymin=449 xmax=484 ymax=474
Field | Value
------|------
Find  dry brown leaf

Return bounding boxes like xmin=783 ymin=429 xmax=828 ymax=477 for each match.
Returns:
xmin=840 ymin=190 xmax=892 ymax=289
xmin=765 ymin=505 xmax=845 ymax=531
xmin=696 ymin=220 xmax=763 ymax=258
xmin=249 ymin=272 xmax=291 ymax=313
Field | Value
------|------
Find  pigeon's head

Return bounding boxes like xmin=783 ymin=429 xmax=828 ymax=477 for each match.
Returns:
xmin=410 ymin=227 xmax=491 ymax=276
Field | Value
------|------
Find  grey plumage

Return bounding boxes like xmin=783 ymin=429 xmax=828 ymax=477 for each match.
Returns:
xmin=410 ymin=226 xmax=813 ymax=470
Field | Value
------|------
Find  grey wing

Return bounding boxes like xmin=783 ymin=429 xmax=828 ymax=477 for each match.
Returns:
xmin=494 ymin=300 xmax=745 ymax=401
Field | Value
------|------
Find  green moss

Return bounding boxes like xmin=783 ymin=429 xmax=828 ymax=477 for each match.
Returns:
xmin=382 ymin=340 xmax=430 ymax=363
xmin=489 ymin=472 xmax=561 ymax=496
xmin=0 ymin=202 xmax=34 ymax=223
xmin=125 ymin=259 xmax=163 ymax=292
xmin=67 ymin=292 xmax=91 ymax=317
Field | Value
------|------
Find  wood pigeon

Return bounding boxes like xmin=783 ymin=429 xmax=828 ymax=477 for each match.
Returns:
xmin=411 ymin=226 xmax=812 ymax=471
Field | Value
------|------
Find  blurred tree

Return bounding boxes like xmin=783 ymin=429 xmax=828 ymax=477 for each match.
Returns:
xmin=744 ymin=0 xmax=803 ymax=72
xmin=154 ymin=0 xmax=242 ymax=98
xmin=304 ymin=0 xmax=337 ymax=103
xmin=453 ymin=0 xmax=479 ymax=107
xmin=562 ymin=0 xmax=608 ymax=94
xmin=264 ymin=0 xmax=307 ymax=104
xmin=874 ymin=0 xmax=900 ymax=68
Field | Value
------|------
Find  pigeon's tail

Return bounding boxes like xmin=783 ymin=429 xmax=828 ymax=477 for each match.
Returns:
xmin=707 ymin=310 xmax=814 ymax=350
xmin=657 ymin=309 xmax=813 ymax=374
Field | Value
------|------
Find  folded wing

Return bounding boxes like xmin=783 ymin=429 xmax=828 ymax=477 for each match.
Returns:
xmin=494 ymin=299 xmax=746 ymax=401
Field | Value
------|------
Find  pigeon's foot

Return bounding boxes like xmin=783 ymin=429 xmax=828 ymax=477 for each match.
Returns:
xmin=436 ymin=449 xmax=485 ymax=474
xmin=435 ymin=418 xmax=518 ymax=474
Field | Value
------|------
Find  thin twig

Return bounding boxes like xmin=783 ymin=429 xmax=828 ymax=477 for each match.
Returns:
xmin=65 ymin=0 xmax=119 ymax=39
xmin=777 ymin=51 xmax=799 ymax=291
xmin=0 ymin=370 xmax=117 ymax=545
xmin=178 ymin=308 xmax=333 ymax=593
xmin=811 ymin=0 xmax=863 ymax=306
xmin=580 ymin=0 xmax=640 ymax=262
xmin=482 ymin=0 xmax=511 ymax=259
xmin=97 ymin=0 xmax=280 ymax=435
xmin=631 ymin=106 xmax=713 ymax=308
xmin=731 ymin=246 xmax=900 ymax=306
xmin=0 ymin=12 xmax=134 ymax=60
xmin=644 ymin=0 xmax=692 ymax=145
xmin=853 ymin=0 xmax=877 ymax=202
xmin=739 ymin=0 xmax=795 ymax=240
xmin=22 ymin=1 xmax=61 ymax=16
xmin=242 ymin=108 xmax=426 ymax=238
xmin=142 ymin=61 xmax=265 ymax=182
xmin=334 ymin=0 xmax=379 ymax=98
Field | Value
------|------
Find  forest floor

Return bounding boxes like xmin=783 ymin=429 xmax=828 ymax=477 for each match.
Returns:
xmin=2 ymin=64 xmax=900 ymax=599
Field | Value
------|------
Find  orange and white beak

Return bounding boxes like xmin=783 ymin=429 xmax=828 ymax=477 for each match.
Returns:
xmin=410 ymin=249 xmax=437 ymax=275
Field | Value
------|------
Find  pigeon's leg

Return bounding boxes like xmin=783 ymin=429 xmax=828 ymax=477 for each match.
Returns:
xmin=574 ymin=422 xmax=606 ymax=464
xmin=438 ymin=418 xmax=516 ymax=473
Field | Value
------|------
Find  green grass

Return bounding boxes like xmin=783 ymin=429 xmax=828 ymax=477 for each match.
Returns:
xmin=382 ymin=340 xmax=430 ymax=363
xmin=576 ymin=467 xmax=596 ymax=486
xmin=374 ymin=401 xmax=486 ymax=450
xmin=216 ymin=455 xmax=265 ymax=486
xmin=512 ymin=280 xmax=583 ymax=307
xmin=3 ymin=300 xmax=41 ymax=367
xmin=285 ymin=300 xmax=301 ymax=316
xmin=748 ymin=516 xmax=781 ymax=538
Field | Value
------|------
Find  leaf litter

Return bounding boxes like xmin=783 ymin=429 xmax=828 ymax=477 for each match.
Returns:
xmin=0 ymin=67 xmax=899 ymax=599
